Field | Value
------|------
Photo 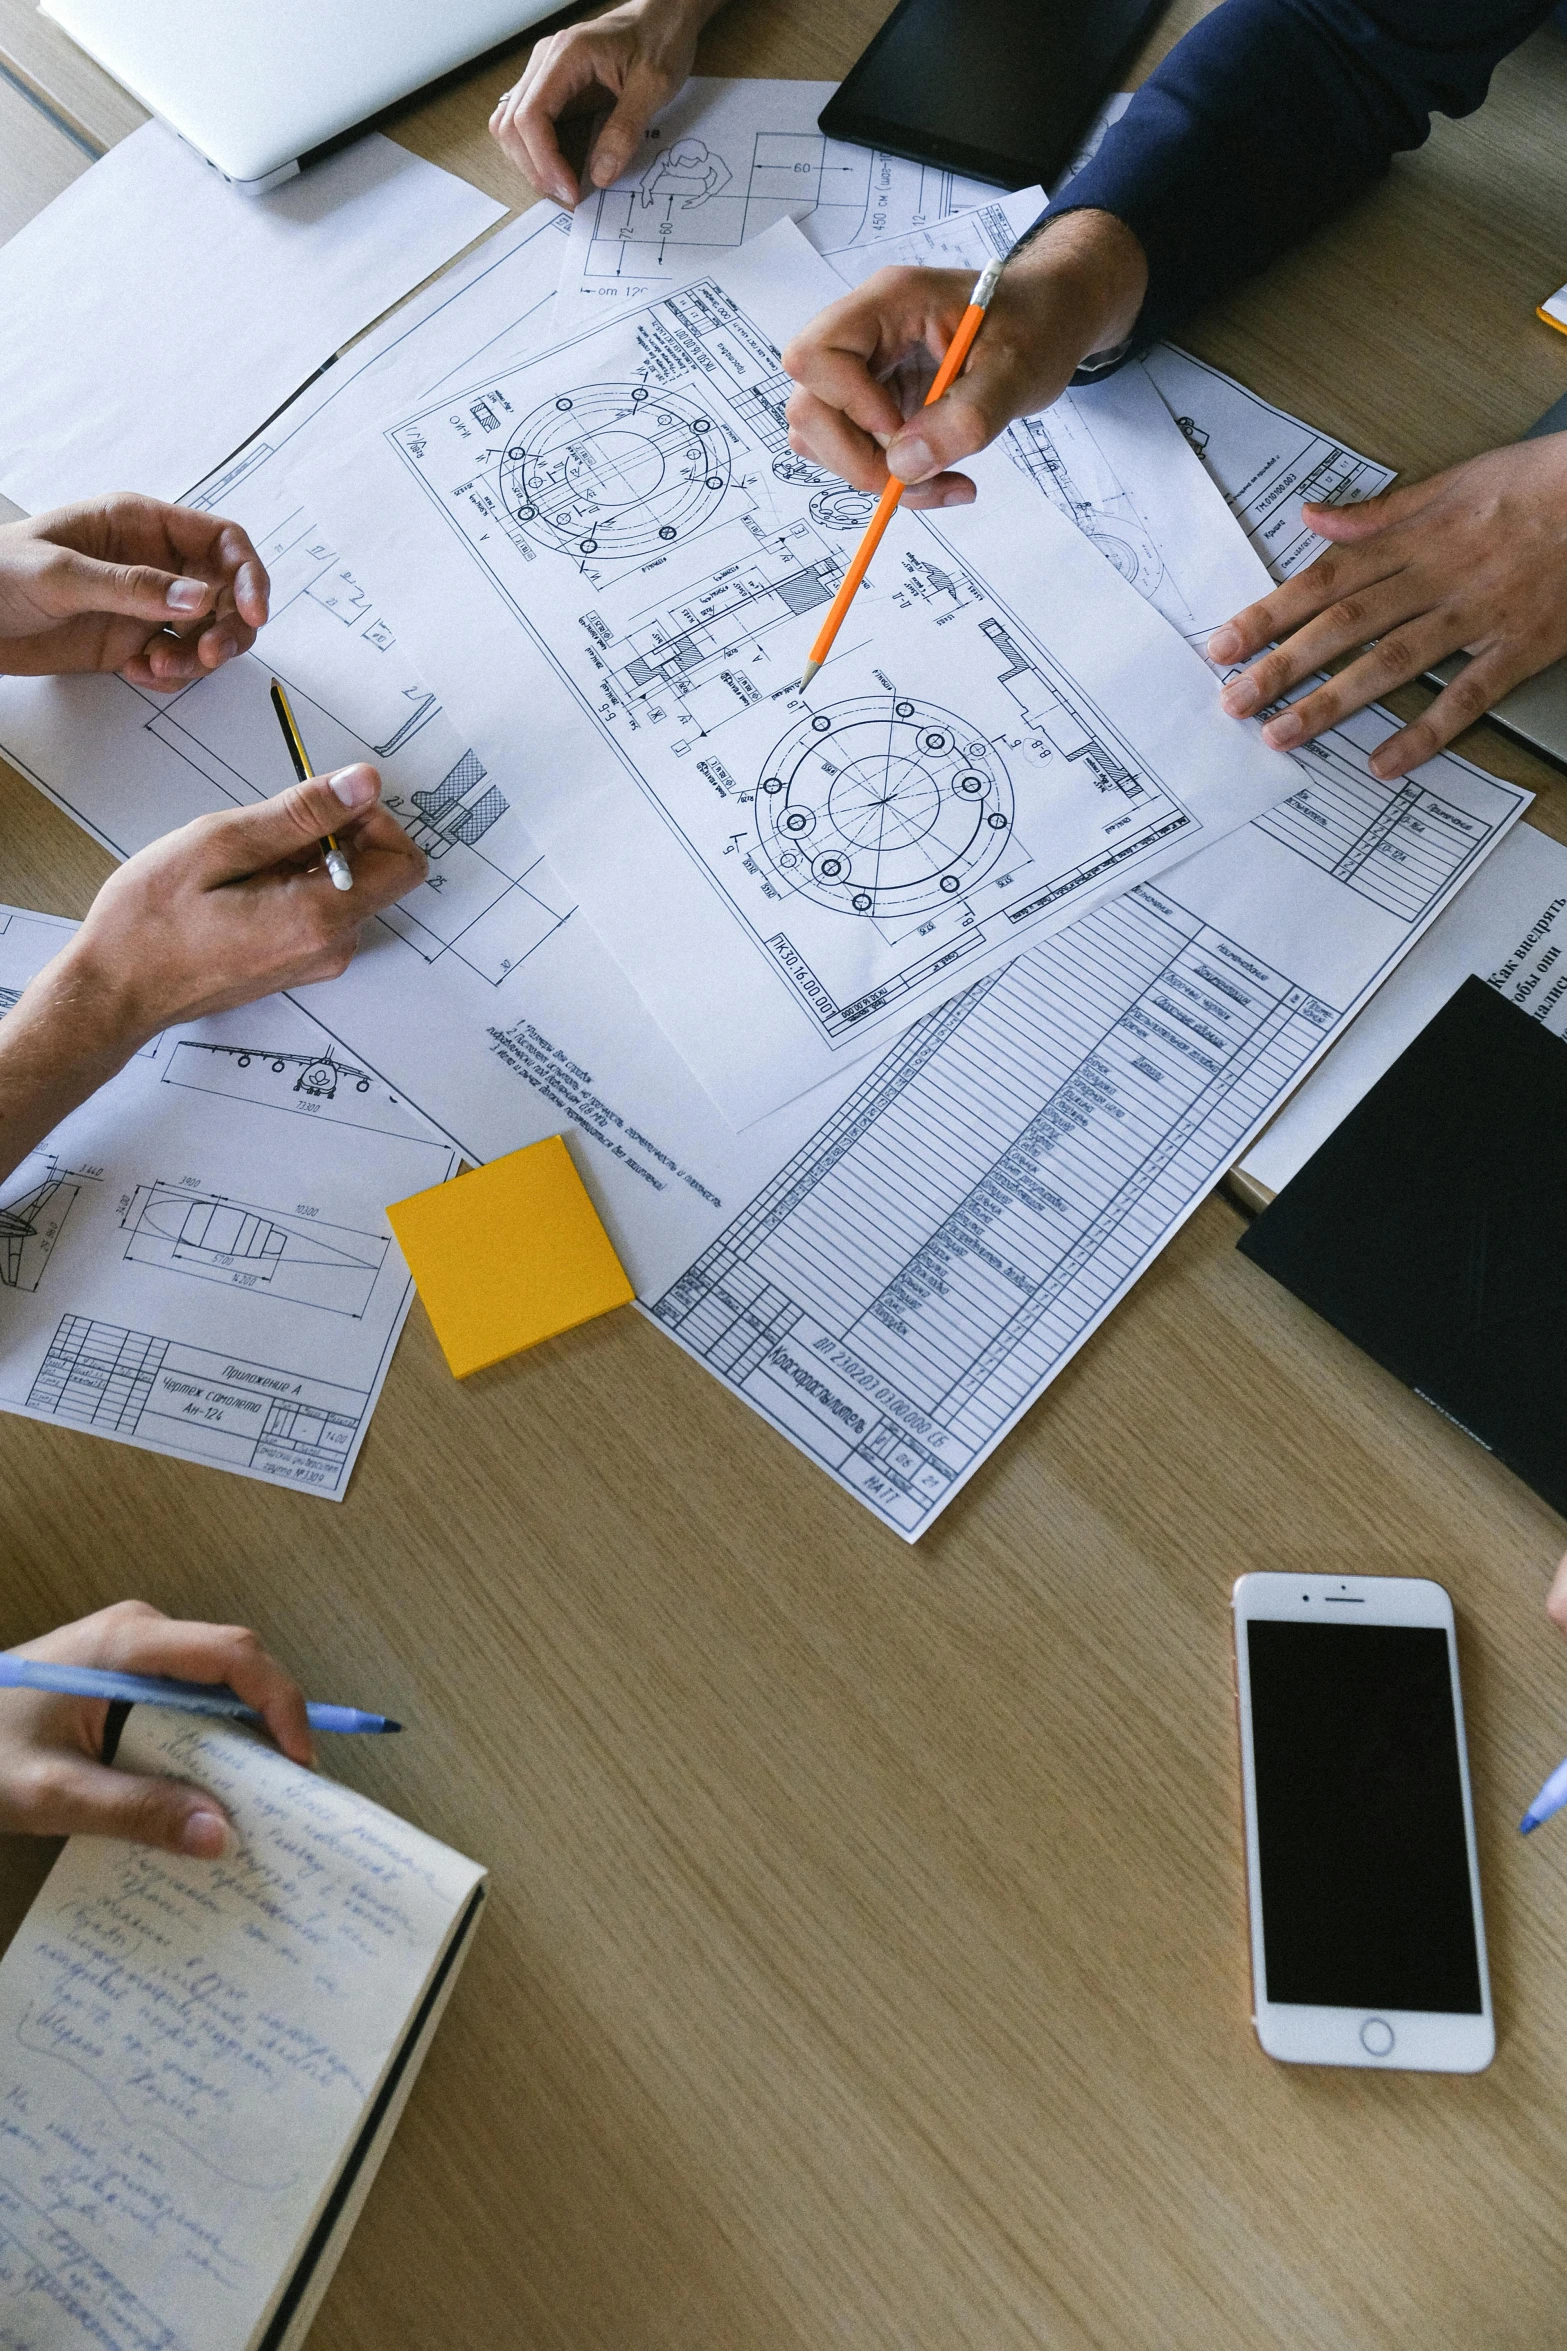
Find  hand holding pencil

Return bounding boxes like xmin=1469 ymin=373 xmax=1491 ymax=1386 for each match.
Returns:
xmin=796 ymin=251 xmax=1010 ymax=691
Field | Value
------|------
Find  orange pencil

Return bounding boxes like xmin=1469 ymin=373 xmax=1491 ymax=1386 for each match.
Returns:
xmin=798 ymin=248 xmax=1010 ymax=692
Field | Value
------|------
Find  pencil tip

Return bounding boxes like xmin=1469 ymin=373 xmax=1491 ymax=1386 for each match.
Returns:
xmin=797 ymin=660 xmax=821 ymax=692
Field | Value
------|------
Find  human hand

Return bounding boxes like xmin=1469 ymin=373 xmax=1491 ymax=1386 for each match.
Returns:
xmin=490 ymin=0 xmax=724 ymax=209
xmin=54 ymin=765 xmax=426 ymax=1049
xmin=781 ymin=210 xmax=1148 ymax=510
xmin=0 ymin=496 xmax=269 ymax=690
xmin=1208 ymin=436 xmax=1567 ymax=779
xmin=0 ymin=1601 xmax=313 ymax=1854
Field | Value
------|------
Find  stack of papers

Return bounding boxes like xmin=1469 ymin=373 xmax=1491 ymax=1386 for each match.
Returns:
xmin=0 ymin=81 xmax=1526 ymax=1530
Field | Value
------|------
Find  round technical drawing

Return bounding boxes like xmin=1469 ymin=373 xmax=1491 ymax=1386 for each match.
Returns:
xmin=771 ymin=451 xmax=835 ymax=489
xmin=500 ymin=384 xmax=730 ymax=561
xmin=753 ymin=695 xmax=1015 ymax=920
xmin=808 ymin=485 xmax=880 ymax=532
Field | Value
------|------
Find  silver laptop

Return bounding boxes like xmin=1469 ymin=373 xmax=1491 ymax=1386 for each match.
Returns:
xmin=1423 ymin=388 xmax=1567 ymax=776
xmin=42 ymin=0 xmax=560 ymax=192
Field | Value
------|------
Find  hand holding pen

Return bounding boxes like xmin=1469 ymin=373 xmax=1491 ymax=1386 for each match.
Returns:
xmin=0 ymin=1602 xmax=362 ymax=1858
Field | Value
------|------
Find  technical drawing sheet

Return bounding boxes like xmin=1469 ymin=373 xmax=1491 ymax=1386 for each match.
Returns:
xmin=0 ymin=194 xmax=1528 ymax=1537
xmin=826 ymin=189 xmax=1273 ymax=645
xmin=0 ymin=909 xmax=456 ymax=1498
xmin=551 ymin=77 xmax=1003 ymax=330
xmin=1142 ymin=346 xmax=1396 ymax=582
xmin=649 ymin=710 xmax=1529 ymax=1536
xmin=317 ymin=219 xmax=1298 ymax=1125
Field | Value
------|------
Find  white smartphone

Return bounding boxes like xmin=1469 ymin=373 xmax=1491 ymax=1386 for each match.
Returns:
xmin=1232 ymin=1572 xmax=1494 ymax=2072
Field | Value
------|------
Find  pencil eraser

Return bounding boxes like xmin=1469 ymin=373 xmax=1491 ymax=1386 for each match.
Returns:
xmin=386 ymin=1136 xmax=633 ymax=1379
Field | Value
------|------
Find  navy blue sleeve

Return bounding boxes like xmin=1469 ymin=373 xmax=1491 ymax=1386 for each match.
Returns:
xmin=1054 ymin=0 xmax=1557 ymax=354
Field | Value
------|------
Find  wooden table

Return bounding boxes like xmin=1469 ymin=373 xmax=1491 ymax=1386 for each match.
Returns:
xmin=4 ymin=7 xmax=1567 ymax=2345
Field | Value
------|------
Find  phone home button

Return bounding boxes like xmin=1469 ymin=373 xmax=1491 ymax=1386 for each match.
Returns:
xmin=1359 ymin=2017 xmax=1395 ymax=2058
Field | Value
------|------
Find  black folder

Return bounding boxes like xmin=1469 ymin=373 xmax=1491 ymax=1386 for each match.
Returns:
xmin=1237 ymin=977 xmax=1567 ymax=1516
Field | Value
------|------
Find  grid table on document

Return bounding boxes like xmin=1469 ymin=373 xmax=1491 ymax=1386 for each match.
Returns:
xmin=655 ymin=884 xmax=1337 ymax=1532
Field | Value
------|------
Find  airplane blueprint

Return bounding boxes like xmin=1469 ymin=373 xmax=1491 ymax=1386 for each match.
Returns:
xmin=0 ymin=909 xmax=456 ymax=1498
xmin=551 ymin=77 xmax=1002 ymax=332
xmin=317 ymin=219 xmax=1297 ymax=1125
xmin=1141 ymin=346 xmax=1396 ymax=584
xmin=826 ymin=189 xmax=1274 ymax=645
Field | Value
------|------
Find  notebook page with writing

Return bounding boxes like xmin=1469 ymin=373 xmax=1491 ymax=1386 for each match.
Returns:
xmin=0 ymin=1714 xmax=486 ymax=2350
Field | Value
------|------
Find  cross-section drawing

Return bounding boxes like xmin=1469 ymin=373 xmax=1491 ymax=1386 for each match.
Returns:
xmin=406 ymin=748 xmax=509 ymax=857
xmin=121 ymin=1184 xmax=388 ymax=1319
xmin=754 ymin=697 xmax=1015 ymax=921
xmin=500 ymin=385 xmax=731 ymax=564
xmin=0 ymin=1162 xmax=88 ymax=1292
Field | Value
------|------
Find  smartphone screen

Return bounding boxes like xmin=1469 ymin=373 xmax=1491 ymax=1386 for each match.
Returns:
xmin=1245 ymin=1620 xmax=1483 ymax=2014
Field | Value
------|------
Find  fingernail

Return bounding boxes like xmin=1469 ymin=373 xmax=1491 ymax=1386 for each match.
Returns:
xmin=1207 ymin=625 xmax=1242 ymax=662
xmin=181 ymin=1808 xmax=232 ymax=1858
xmin=1219 ymin=675 xmax=1260 ymax=717
xmin=1264 ymin=710 xmax=1304 ymax=748
xmin=329 ymin=764 xmax=377 ymax=808
xmin=166 ymin=577 xmax=208 ymax=612
xmin=889 ymin=435 xmax=935 ymax=482
xmin=937 ymin=483 xmax=975 ymax=508
xmin=590 ymin=154 xmax=619 ymax=187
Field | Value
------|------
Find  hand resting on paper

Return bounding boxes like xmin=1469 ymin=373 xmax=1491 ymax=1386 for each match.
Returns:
xmin=0 ymin=768 xmax=426 ymax=1187
xmin=490 ymin=0 xmax=730 ymax=210
xmin=1209 ymin=436 xmax=1567 ymax=780
xmin=0 ymin=1601 xmax=313 ymax=1854
xmin=780 ymin=211 xmax=1149 ymax=511
xmin=0 ymin=496 xmax=269 ymax=690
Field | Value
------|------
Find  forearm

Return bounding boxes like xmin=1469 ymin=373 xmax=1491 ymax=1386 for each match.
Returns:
xmin=1055 ymin=0 xmax=1555 ymax=354
xmin=0 ymin=945 xmax=139 ymax=1186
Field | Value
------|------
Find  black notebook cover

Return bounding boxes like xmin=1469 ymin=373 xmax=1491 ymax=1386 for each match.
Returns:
xmin=1237 ymin=977 xmax=1567 ymax=1517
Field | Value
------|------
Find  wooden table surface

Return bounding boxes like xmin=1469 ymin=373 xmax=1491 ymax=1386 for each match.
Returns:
xmin=4 ymin=5 xmax=1567 ymax=2345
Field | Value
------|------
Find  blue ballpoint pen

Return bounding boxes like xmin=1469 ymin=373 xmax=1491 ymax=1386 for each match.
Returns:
xmin=0 ymin=1655 xmax=400 ymax=1734
xmin=1520 ymin=1752 xmax=1567 ymax=1833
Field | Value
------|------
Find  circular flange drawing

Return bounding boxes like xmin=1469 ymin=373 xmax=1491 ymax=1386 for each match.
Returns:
xmin=809 ymin=485 xmax=880 ymax=532
xmin=753 ymin=695 xmax=1014 ymax=919
xmin=499 ymin=384 xmax=729 ymax=561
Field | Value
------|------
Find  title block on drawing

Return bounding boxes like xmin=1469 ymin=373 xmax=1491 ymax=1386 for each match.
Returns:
xmin=386 ymin=1137 xmax=633 ymax=1378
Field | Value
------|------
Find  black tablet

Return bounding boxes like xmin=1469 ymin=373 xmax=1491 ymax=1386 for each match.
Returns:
xmin=819 ymin=0 xmax=1168 ymax=192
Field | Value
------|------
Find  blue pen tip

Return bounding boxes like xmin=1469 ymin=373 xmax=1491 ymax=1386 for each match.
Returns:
xmin=383 ymin=1719 xmax=403 ymax=1733
xmin=1521 ymin=1814 xmax=1539 ymax=1834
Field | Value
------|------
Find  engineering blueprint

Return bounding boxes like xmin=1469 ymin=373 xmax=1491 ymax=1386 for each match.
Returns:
xmin=327 ymin=220 xmax=1297 ymax=1124
xmin=0 ymin=200 xmax=1527 ymax=1534
xmin=552 ymin=77 xmax=999 ymax=330
xmin=0 ymin=910 xmax=455 ymax=1498
xmin=1141 ymin=345 xmax=1396 ymax=582
xmin=649 ymin=709 xmax=1529 ymax=1535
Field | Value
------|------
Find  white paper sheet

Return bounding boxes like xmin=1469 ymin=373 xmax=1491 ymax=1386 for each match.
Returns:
xmin=825 ymin=187 xmax=1274 ymax=644
xmin=0 ymin=1711 xmax=484 ymax=2351
xmin=0 ymin=907 xmax=456 ymax=1496
xmin=1239 ymin=821 xmax=1567 ymax=1198
xmin=0 ymin=122 xmax=505 ymax=512
xmin=1141 ymin=345 xmax=1397 ymax=584
xmin=649 ymin=714 xmax=1528 ymax=1534
xmin=550 ymin=76 xmax=1004 ymax=334
xmin=0 ymin=205 xmax=1526 ymax=1537
xmin=314 ymin=219 xmax=1297 ymax=1125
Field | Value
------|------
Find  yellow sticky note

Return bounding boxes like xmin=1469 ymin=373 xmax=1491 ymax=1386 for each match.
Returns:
xmin=386 ymin=1136 xmax=633 ymax=1378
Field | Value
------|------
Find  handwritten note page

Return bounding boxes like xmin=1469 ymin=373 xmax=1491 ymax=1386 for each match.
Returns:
xmin=0 ymin=1714 xmax=484 ymax=2350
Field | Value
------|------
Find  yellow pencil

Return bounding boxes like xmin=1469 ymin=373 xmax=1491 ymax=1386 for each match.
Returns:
xmin=269 ymin=677 xmax=353 ymax=892
xmin=798 ymin=248 xmax=1010 ymax=692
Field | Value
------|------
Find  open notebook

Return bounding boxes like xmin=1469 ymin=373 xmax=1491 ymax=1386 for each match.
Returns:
xmin=0 ymin=1712 xmax=486 ymax=2349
